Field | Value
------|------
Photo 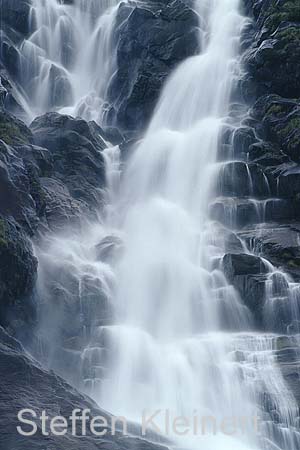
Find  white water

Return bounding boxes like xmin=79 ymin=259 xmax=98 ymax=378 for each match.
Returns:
xmin=31 ymin=1 xmax=300 ymax=449
xmin=17 ymin=0 xmax=119 ymax=123
xmin=93 ymin=1 xmax=260 ymax=448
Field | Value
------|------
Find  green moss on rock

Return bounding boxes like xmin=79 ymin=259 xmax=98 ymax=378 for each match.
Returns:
xmin=0 ymin=111 xmax=32 ymax=145
xmin=0 ymin=219 xmax=8 ymax=247
xmin=265 ymin=1 xmax=300 ymax=33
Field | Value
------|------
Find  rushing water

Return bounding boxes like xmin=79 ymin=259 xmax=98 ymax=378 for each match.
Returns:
xmin=23 ymin=0 xmax=300 ymax=449
xmin=15 ymin=0 xmax=119 ymax=123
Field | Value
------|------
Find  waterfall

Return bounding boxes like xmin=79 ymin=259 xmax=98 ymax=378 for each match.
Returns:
xmin=31 ymin=1 xmax=300 ymax=450
xmin=16 ymin=0 xmax=119 ymax=123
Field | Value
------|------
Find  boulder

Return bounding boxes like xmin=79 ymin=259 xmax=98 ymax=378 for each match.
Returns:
xmin=107 ymin=0 xmax=200 ymax=134
xmin=30 ymin=113 xmax=107 ymax=207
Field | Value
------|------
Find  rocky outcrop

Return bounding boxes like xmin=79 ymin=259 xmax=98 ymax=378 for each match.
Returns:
xmin=0 ymin=111 xmax=107 ymax=235
xmin=107 ymin=0 xmax=200 ymax=135
xmin=0 ymin=326 xmax=169 ymax=450
xmin=243 ymin=0 xmax=300 ymax=100
xmin=217 ymin=0 xmax=300 ymax=334
xmin=0 ymin=109 xmax=109 ymax=336
xmin=30 ymin=113 xmax=107 ymax=211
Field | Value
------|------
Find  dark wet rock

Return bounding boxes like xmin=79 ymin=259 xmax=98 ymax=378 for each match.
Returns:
xmin=0 ymin=111 xmax=106 ymax=235
xmin=211 ymin=198 xmax=258 ymax=228
xmin=247 ymin=140 xmax=289 ymax=169
xmin=0 ymin=73 xmax=28 ymax=119
xmin=0 ymin=139 xmax=40 ymax=233
xmin=108 ymin=0 xmax=200 ymax=134
xmin=0 ymin=0 xmax=31 ymax=37
xmin=242 ymin=1 xmax=300 ymax=100
xmin=222 ymin=253 xmax=268 ymax=328
xmin=232 ymin=126 xmax=257 ymax=158
xmin=223 ymin=253 xmax=269 ymax=277
xmin=239 ymin=223 xmax=300 ymax=281
xmin=0 ymin=217 xmax=37 ymax=337
xmin=39 ymin=177 xmax=88 ymax=232
xmin=217 ymin=161 xmax=272 ymax=198
xmin=210 ymin=196 xmax=297 ymax=229
xmin=250 ymin=95 xmax=300 ymax=163
xmin=275 ymin=163 xmax=300 ymax=198
xmin=0 ymin=326 xmax=169 ymax=450
xmin=30 ymin=113 xmax=107 ymax=207
xmin=223 ymin=253 xmax=269 ymax=327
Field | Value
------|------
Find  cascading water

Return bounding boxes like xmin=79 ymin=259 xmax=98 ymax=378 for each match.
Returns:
xmin=30 ymin=1 xmax=300 ymax=450
xmin=16 ymin=0 xmax=119 ymax=123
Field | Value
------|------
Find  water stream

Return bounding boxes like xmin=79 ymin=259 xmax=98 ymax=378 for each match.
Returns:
xmin=16 ymin=0 xmax=119 ymax=123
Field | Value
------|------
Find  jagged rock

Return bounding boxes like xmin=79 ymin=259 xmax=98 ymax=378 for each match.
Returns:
xmin=243 ymin=1 xmax=300 ymax=99
xmin=250 ymin=94 xmax=300 ymax=163
xmin=0 ymin=217 xmax=37 ymax=337
xmin=30 ymin=113 xmax=107 ymax=207
xmin=0 ymin=139 xmax=39 ymax=233
xmin=107 ymin=0 xmax=200 ymax=134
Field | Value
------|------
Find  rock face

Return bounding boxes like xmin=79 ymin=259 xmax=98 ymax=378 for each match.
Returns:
xmin=0 ymin=217 xmax=37 ymax=338
xmin=30 ymin=113 xmax=107 ymax=211
xmin=0 ymin=111 xmax=107 ymax=235
xmin=0 ymin=326 xmax=169 ymax=450
xmin=107 ymin=0 xmax=200 ymax=135
xmin=0 ymin=0 xmax=31 ymax=37
xmin=243 ymin=0 xmax=300 ymax=100
xmin=211 ymin=0 xmax=300 ymax=338
xmin=0 ymin=108 xmax=108 ymax=336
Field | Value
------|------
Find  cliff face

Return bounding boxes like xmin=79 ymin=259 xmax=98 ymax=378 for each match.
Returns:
xmin=227 ymin=0 xmax=300 ymax=321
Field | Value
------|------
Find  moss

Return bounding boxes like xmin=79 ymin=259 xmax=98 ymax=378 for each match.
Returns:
xmin=264 ymin=1 xmax=300 ymax=33
xmin=288 ymin=258 xmax=300 ymax=268
xmin=0 ymin=121 xmax=27 ymax=145
xmin=266 ymin=104 xmax=284 ymax=115
xmin=280 ymin=117 xmax=300 ymax=137
xmin=277 ymin=27 xmax=300 ymax=42
xmin=0 ymin=112 xmax=32 ymax=146
xmin=0 ymin=219 xmax=8 ymax=247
